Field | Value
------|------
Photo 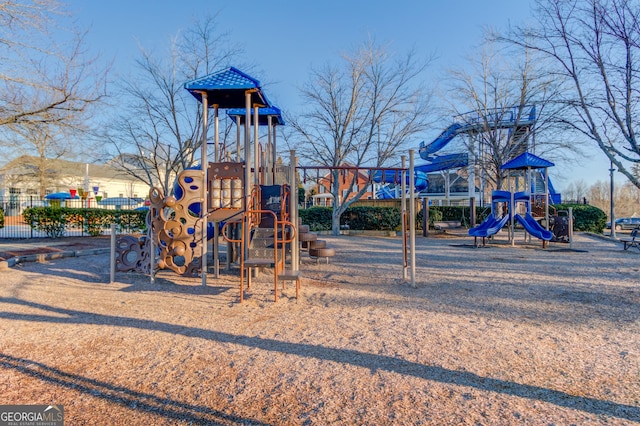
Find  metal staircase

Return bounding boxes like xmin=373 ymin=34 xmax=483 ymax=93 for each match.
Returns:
xmin=222 ymin=185 xmax=298 ymax=303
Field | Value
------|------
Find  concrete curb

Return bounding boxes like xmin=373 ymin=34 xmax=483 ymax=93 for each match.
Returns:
xmin=585 ymin=232 xmax=619 ymax=242
xmin=0 ymin=247 xmax=110 ymax=271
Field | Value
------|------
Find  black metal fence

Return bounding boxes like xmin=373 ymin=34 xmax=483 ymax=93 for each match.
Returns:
xmin=0 ymin=195 xmax=144 ymax=239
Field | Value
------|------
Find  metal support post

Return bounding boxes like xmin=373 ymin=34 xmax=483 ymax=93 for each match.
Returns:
xmin=201 ymin=92 xmax=209 ymax=286
xmin=401 ymin=155 xmax=407 ymax=280
xmin=610 ymin=161 xmax=616 ymax=239
xmin=290 ymin=150 xmax=299 ymax=270
xmin=110 ymin=223 xmax=116 ymax=284
xmin=409 ymin=150 xmax=416 ymax=288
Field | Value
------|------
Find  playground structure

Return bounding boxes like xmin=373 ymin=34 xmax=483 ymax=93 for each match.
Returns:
xmin=469 ymin=151 xmax=557 ymax=247
xmin=417 ymin=105 xmax=560 ymax=207
xmin=113 ymin=67 xmax=421 ymax=297
xmin=115 ymin=67 xmax=302 ymax=302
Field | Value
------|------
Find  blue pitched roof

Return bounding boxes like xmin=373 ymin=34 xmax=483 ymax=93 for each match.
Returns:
xmin=500 ymin=152 xmax=555 ymax=170
xmin=226 ymin=106 xmax=285 ymax=126
xmin=184 ymin=67 xmax=269 ymax=108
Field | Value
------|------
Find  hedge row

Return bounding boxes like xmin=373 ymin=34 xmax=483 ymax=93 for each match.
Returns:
xmin=416 ymin=205 xmax=492 ymax=228
xmin=299 ymin=206 xmax=401 ymax=231
xmin=22 ymin=207 xmax=147 ymax=238
xmin=0 ymin=207 xmax=4 ymax=228
xmin=552 ymin=203 xmax=607 ymax=233
xmin=299 ymin=204 xmax=607 ymax=233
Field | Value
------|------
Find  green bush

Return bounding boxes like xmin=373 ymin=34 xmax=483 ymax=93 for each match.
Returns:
xmin=416 ymin=205 xmax=488 ymax=229
xmin=22 ymin=207 xmax=67 ymax=238
xmin=299 ymin=207 xmax=333 ymax=231
xmin=342 ymin=206 xmax=401 ymax=231
xmin=553 ymin=204 xmax=606 ymax=233
xmin=298 ymin=202 xmax=607 ymax=234
xmin=23 ymin=207 xmax=147 ymax=237
xmin=0 ymin=207 xmax=4 ymax=228
xmin=300 ymin=206 xmax=402 ymax=231
xmin=302 ymin=205 xmax=481 ymax=232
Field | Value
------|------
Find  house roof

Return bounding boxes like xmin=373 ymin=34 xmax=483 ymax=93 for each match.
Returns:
xmin=0 ymin=155 xmax=133 ymax=181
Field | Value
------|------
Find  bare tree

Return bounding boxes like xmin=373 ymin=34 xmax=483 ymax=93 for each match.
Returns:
xmin=586 ymin=179 xmax=610 ymax=211
xmin=104 ymin=14 xmax=244 ymax=194
xmin=286 ymin=39 xmax=433 ymax=235
xmin=0 ymin=0 xmax=106 ymax=132
xmin=0 ymin=0 xmax=107 ymax=200
xmin=501 ymin=0 xmax=640 ymax=190
xmin=563 ymin=178 xmax=589 ymax=202
xmin=587 ymin=179 xmax=640 ymax=218
xmin=444 ymin=41 xmax=568 ymax=192
xmin=6 ymin=122 xmax=72 ymax=197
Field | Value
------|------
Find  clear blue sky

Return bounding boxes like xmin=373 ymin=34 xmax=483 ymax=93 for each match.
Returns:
xmin=66 ymin=0 xmax=614 ymax=190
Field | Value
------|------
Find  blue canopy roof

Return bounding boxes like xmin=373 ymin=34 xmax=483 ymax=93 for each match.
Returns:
xmin=184 ymin=67 xmax=269 ymax=109
xmin=500 ymin=152 xmax=554 ymax=170
xmin=226 ymin=106 xmax=285 ymax=126
xmin=44 ymin=192 xmax=79 ymax=200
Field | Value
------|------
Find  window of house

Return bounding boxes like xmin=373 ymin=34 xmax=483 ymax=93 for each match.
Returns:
xmin=9 ymin=187 xmax=21 ymax=194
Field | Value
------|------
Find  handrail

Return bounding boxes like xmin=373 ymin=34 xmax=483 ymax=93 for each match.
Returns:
xmin=249 ymin=185 xmax=261 ymax=226
xmin=222 ymin=208 xmax=297 ymax=303
xmin=220 ymin=220 xmax=242 ymax=244
xmin=280 ymin=185 xmax=290 ymax=223
xmin=277 ymin=219 xmax=296 ymax=243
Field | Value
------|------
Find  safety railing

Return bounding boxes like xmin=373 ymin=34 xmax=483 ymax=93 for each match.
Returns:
xmin=221 ymin=209 xmax=296 ymax=303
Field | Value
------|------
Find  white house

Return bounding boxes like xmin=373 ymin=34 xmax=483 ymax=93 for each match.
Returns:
xmin=0 ymin=156 xmax=152 ymax=213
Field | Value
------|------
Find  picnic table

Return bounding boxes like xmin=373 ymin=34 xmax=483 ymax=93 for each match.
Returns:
xmin=620 ymin=228 xmax=640 ymax=251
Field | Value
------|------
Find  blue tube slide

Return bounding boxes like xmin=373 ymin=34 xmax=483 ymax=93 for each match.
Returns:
xmin=372 ymin=170 xmax=428 ymax=199
xmin=419 ymin=123 xmax=463 ymax=159
xmin=376 ymin=186 xmax=396 ymax=199
xmin=514 ymin=212 xmax=553 ymax=241
xmin=415 ymin=153 xmax=469 ymax=173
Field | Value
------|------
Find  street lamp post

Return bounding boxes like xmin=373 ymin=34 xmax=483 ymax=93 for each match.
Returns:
xmin=610 ymin=160 xmax=616 ymax=239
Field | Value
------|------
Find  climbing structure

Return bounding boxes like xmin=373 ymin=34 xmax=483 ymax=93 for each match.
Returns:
xmin=115 ymin=67 xmax=301 ymax=303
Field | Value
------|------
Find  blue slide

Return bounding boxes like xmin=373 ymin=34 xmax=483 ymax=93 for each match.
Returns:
xmin=417 ymin=123 xmax=469 ymax=173
xmin=419 ymin=123 xmax=463 ymax=159
xmin=415 ymin=153 xmax=468 ymax=173
xmin=515 ymin=212 xmax=553 ymax=241
xmin=469 ymin=214 xmax=510 ymax=238
xmin=376 ymin=186 xmax=396 ymax=199
xmin=372 ymin=170 xmax=428 ymax=199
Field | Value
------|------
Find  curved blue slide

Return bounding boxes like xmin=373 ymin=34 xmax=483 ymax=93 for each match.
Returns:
xmin=376 ymin=186 xmax=396 ymax=199
xmin=372 ymin=170 xmax=428 ymax=199
xmin=415 ymin=153 xmax=468 ymax=173
xmin=469 ymin=214 xmax=510 ymax=238
xmin=419 ymin=123 xmax=463 ymax=159
xmin=515 ymin=212 xmax=553 ymax=241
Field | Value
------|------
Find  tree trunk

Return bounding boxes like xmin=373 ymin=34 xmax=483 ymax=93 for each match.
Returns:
xmin=331 ymin=208 xmax=341 ymax=236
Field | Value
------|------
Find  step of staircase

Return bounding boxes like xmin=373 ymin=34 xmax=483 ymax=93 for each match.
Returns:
xmin=248 ymin=247 xmax=280 ymax=259
xmin=244 ymin=257 xmax=277 ymax=268
xmin=246 ymin=226 xmax=283 ymax=267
